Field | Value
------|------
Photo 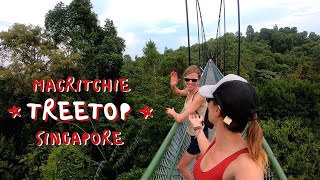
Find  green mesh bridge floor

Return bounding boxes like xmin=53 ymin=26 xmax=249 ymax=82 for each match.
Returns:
xmin=141 ymin=62 xmax=287 ymax=180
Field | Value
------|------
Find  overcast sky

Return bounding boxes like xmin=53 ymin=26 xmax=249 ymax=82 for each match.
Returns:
xmin=1 ymin=0 xmax=320 ymax=59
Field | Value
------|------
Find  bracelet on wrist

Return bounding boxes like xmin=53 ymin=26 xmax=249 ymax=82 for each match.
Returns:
xmin=194 ymin=126 xmax=202 ymax=138
xmin=194 ymin=126 xmax=202 ymax=131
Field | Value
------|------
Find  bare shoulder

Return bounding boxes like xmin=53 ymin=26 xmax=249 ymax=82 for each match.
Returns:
xmin=193 ymin=92 xmax=205 ymax=102
xmin=226 ymin=153 xmax=264 ymax=180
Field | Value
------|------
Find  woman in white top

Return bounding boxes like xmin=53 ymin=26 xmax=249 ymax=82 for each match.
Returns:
xmin=166 ymin=65 xmax=208 ymax=180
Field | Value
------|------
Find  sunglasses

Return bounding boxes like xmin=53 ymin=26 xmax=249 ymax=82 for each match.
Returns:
xmin=184 ymin=78 xmax=198 ymax=82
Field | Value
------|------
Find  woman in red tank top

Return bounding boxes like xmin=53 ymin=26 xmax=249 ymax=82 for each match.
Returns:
xmin=190 ymin=74 xmax=268 ymax=179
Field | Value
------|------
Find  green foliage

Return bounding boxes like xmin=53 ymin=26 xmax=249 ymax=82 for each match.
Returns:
xmin=19 ymin=146 xmax=52 ymax=179
xmin=116 ymin=166 xmax=144 ymax=180
xmin=141 ymin=40 xmax=161 ymax=76
xmin=257 ymin=79 xmax=297 ymax=119
xmin=0 ymin=23 xmax=53 ymax=92
xmin=309 ymin=32 xmax=319 ymax=41
xmin=45 ymin=1 xmax=125 ymax=79
xmin=261 ymin=118 xmax=320 ymax=180
xmin=41 ymin=145 xmax=95 ymax=179
xmin=160 ymin=51 xmax=188 ymax=76
xmin=257 ymin=79 xmax=320 ymax=124
xmin=246 ymin=25 xmax=255 ymax=41
xmin=271 ymin=31 xmax=292 ymax=53
xmin=45 ymin=1 xmax=98 ymax=46
xmin=0 ymin=135 xmax=15 ymax=179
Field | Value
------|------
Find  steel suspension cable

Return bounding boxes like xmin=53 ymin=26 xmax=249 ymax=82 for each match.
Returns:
xmin=218 ymin=20 xmax=221 ymax=69
xmin=223 ymin=0 xmax=226 ymax=75
xmin=215 ymin=0 xmax=223 ymax=67
xmin=237 ymin=0 xmax=241 ymax=75
xmin=196 ymin=0 xmax=209 ymax=66
xmin=185 ymin=0 xmax=191 ymax=66
xmin=196 ymin=1 xmax=201 ymax=66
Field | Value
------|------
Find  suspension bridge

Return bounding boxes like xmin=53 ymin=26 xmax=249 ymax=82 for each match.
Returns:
xmin=141 ymin=60 xmax=286 ymax=179
xmin=141 ymin=0 xmax=287 ymax=179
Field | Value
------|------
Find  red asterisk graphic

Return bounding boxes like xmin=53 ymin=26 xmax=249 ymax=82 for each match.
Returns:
xmin=138 ymin=105 xmax=153 ymax=119
xmin=7 ymin=105 xmax=21 ymax=118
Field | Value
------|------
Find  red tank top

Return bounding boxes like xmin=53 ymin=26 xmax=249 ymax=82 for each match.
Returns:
xmin=193 ymin=139 xmax=249 ymax=180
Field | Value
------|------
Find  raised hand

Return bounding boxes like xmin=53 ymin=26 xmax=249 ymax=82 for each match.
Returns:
xmin=189 ymin=114 xmax=203 ymax=128
xmin=170 ymin=71 xmax=179 ymax=87
xmin=166 ymin=107 xmax=175 ymax=117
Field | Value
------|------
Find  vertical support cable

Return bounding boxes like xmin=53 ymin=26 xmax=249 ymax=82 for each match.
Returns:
xmin=237 ymin=0 xmax=241 ymax=75
xmin=216 ymin=0 xmax=223 ymax=67
xmin=215 ymin=37 xmax=218 ymax=65
xmin=216 ymin=30 xmax=219 ymax=66
xmin=223 ymin=0 xmax=226 ymax=75
xmin=218 ymin=22 xmax=221 ymax=70
xmin=202 ymin=29 xmax=205 ymax=68
xmin=196 ymin=0 xmax=207 ymax=68
xmin=215 ymin=24 xmax=219 ymax=66
xmin=185 ymin=0 xmax=191 ymax=66
xmin=196 ymin=1 xmax=201 ymax=67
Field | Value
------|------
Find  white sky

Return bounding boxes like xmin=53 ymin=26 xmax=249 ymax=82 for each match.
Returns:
xmin=1 ymin=0 xmax=320 ymax=59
